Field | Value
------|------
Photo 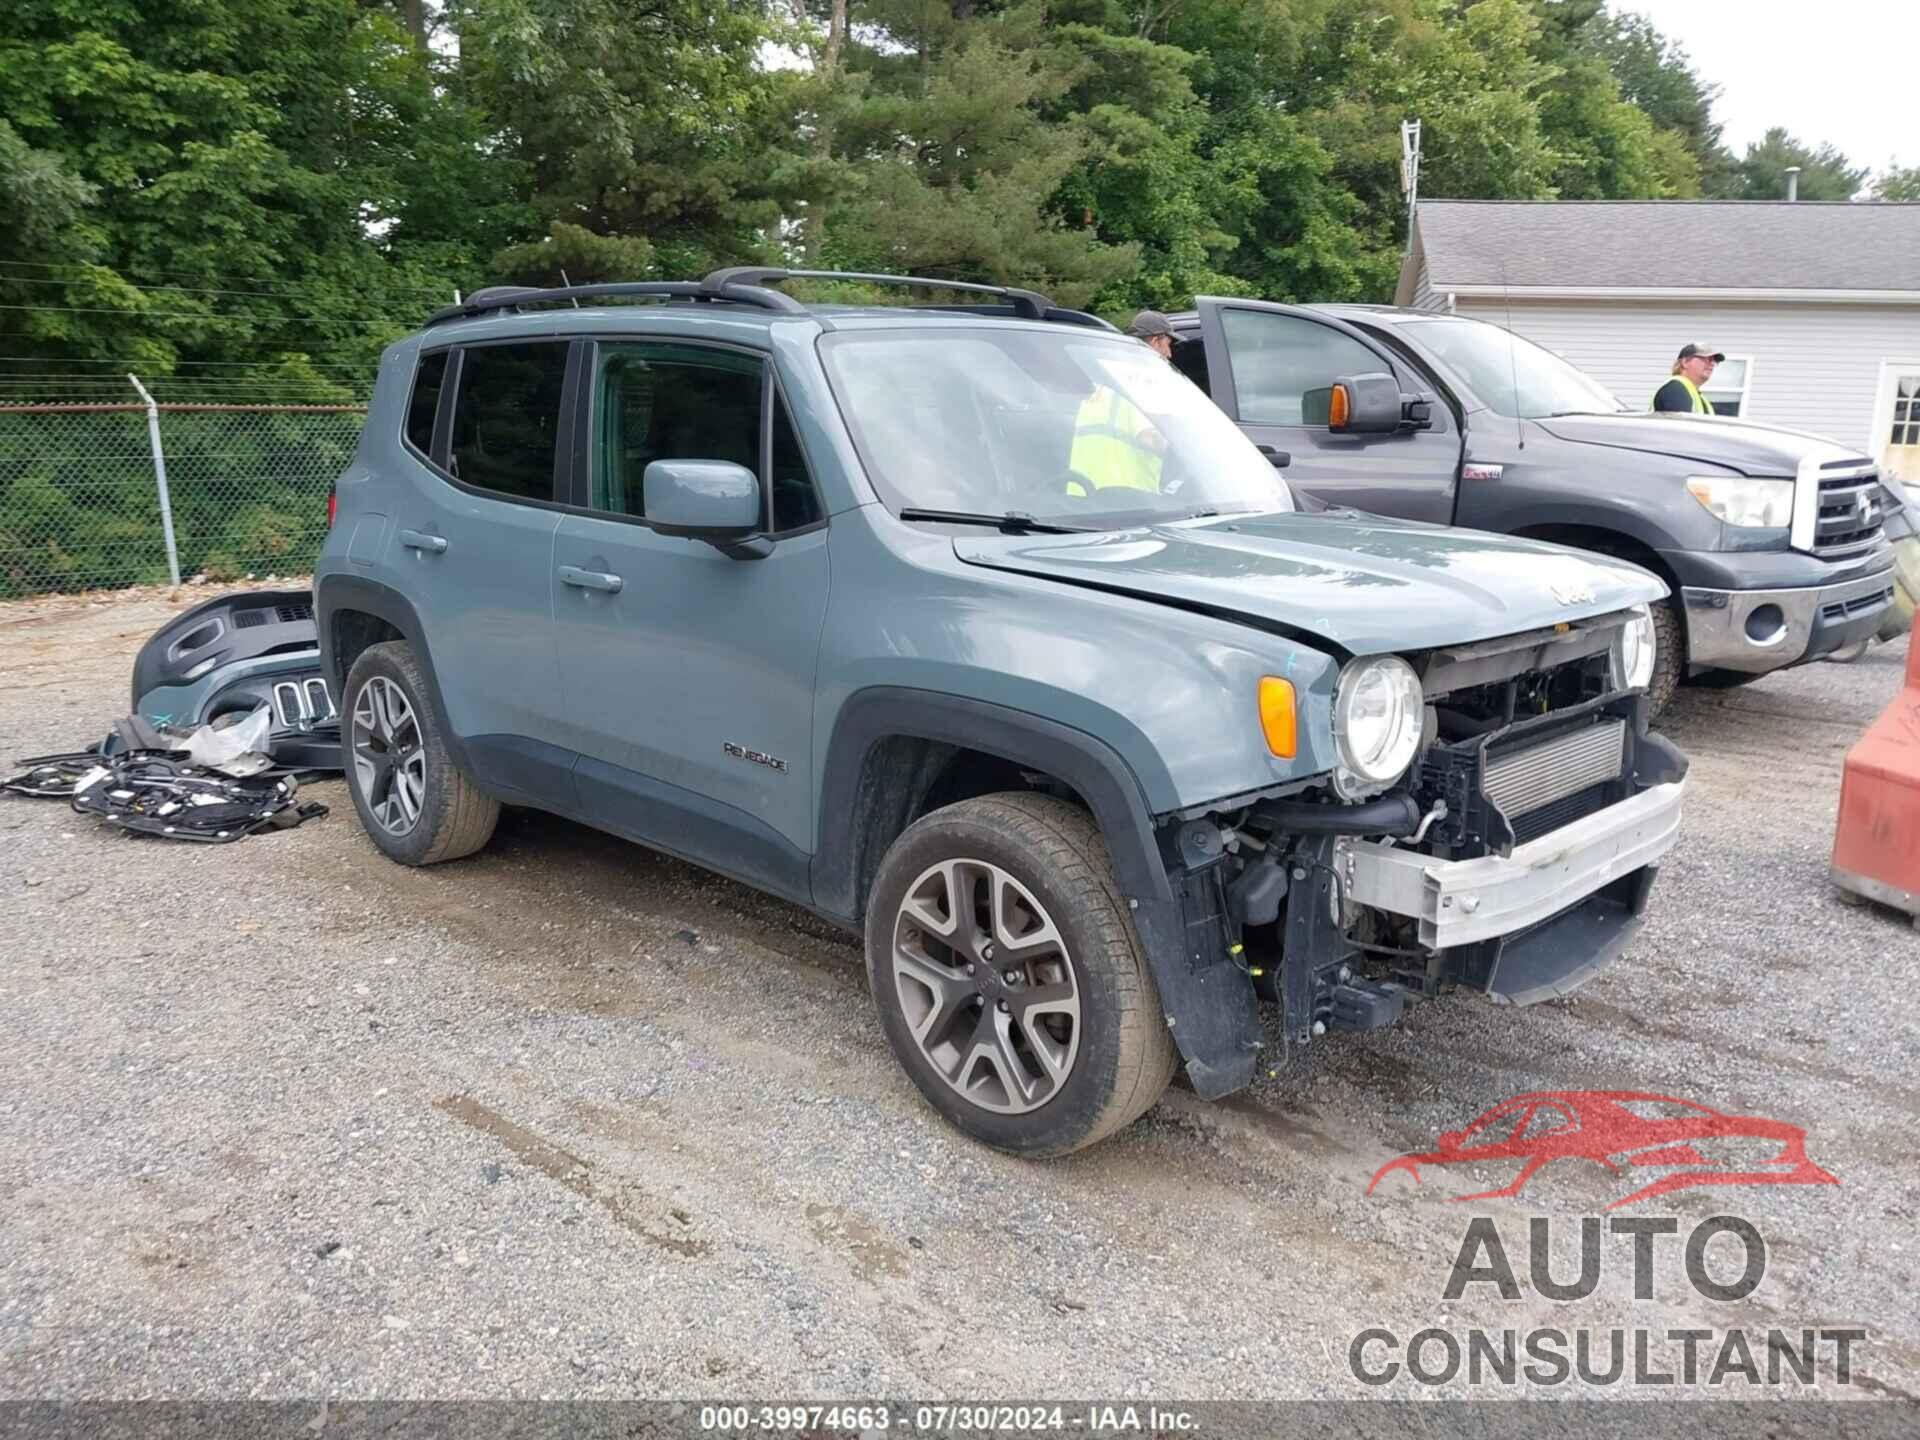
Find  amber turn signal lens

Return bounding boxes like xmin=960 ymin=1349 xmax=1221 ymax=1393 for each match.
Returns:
xmin=1328 ymin=383 xmax=1351 ymax=431
xmin=1258 ymin=676 xmax=1296 ymax=758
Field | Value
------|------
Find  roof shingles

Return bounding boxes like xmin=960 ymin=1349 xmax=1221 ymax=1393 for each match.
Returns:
xmin=1413 ymin=200 xmax=1920 ymax=293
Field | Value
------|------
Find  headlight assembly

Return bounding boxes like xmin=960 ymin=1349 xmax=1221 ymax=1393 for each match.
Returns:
xmin=1332 ymin=656 xmax=1424 ymax=799
xmin=1610 ymin=603 xmax=1657 ymax=691
xmin=1685 ymin=475 xmax=1793 ymax=529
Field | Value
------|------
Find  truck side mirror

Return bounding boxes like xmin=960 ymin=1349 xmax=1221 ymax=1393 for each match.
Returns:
xmin=1328 ymin=373 xmax=1404 ymax=435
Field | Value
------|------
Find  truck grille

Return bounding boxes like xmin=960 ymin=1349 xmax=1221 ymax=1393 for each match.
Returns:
xmin=1483 ymin=719 xmax=1627 ymax=821
xmin=1812 ymin=463 xmax=1885 ymax=560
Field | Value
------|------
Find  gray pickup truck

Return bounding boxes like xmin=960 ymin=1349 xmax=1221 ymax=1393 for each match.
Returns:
xmin=1167 ymin=300 xmax=1900 ymax=710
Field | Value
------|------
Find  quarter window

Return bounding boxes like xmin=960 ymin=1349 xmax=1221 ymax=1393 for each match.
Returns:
xmin=405 ymin=350 xmax=448 ymax=458
xmin=1219 ymin=310 xmax=1385 ymax=426
xmin=770 ymin=395 xmax=824 ymax=531
xmin=446 ymin=342 xmax=569 ymax=501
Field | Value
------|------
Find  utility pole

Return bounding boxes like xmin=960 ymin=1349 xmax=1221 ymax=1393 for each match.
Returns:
xmin=1401 ymin=119 xmax=1423 ymax=251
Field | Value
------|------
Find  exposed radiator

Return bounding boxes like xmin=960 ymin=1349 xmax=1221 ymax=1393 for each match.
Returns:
xmin=1483 ymin=719 xmax=1626 ymax=819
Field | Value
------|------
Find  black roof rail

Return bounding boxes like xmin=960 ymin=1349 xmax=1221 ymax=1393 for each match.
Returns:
xmin=424 ymin=279 xmax=806 ymax=327
xmin=423 ymin=267 xmax=1084 ymax=327
xmin=701 ymin=267 xmax=1058 ymax=320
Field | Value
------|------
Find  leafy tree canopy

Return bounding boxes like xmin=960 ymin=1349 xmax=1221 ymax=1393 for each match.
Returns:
xmin=0 ymin=0 xmax=1877 ymax=372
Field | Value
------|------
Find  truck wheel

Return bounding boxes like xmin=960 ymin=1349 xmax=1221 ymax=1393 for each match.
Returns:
xmin=343 ymin=640 xmax=499 ymax=866
xmin=1647 ymin=597 xmax=1682 ymax=716
xmin=864 ymin=792 xmax=1178 ymax=1156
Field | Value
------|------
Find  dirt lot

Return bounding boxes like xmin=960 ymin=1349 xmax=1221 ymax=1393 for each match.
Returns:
xmin=1 ymin=587 xmax=1917 ymax=1407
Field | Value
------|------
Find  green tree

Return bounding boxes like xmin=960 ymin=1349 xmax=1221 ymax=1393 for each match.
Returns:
xmin=1716 ymin=127 xmax=1867 ymax=202
xmin=801 ymin=1 xmax=1139 ymax=306
xmin=1871 ymin=163 xmax=1920 ymax=203
xmin=449 ymin=0 xmax=796 ymax=278
xmin=0 ymin=0 xmax=524 ymax=389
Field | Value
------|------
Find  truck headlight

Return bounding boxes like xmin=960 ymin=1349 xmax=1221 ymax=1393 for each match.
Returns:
xmin=1610 ymin=603 xmax=1657 ymax=691
xmin=1685 ymin=475 xmax=1792 ymax=528
xmin=1332 ymin=656 xmax=1423 ymax=798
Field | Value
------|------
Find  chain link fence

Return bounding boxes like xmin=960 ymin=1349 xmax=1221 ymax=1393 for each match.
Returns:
xmin=0 ymin=395 xmax=366 ymax=599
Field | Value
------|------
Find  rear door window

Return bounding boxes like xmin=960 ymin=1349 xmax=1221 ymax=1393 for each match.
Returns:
xmin=446 ymin=341 xmax=569 ymax=501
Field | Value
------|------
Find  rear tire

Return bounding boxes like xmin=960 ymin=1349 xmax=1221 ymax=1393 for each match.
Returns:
xmin=342 ymin=640 xmax=498 ymax=866
xmin=864 ymin=792 xmax=1178 ymax=1156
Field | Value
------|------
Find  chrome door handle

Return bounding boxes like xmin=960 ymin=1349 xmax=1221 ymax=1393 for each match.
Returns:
xmin=398 ymin=529 xmax=448 ymax=554
xmin=558 ymin=565 xmax=623 ymax=594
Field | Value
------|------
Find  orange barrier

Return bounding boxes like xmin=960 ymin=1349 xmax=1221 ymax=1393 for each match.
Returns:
xmin=1831 ymin=636 xmax=1920 ymax=927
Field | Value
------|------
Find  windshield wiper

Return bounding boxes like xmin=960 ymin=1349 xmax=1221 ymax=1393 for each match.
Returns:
xmin=897 ymin=508 xmax=1087 ymax=535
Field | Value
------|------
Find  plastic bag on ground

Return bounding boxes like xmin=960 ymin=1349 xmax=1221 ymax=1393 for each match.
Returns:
xmin=184 ymin=705 xmax=273 ymax=775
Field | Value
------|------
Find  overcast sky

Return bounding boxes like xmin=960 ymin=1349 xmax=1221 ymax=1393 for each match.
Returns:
xmin=1620 ymin=0 xmax=1917 ymax=180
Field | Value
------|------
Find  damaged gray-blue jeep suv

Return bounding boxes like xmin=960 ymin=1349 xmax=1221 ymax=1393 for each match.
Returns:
xmin=316 ymin=268 xmax=1688 ymax=1155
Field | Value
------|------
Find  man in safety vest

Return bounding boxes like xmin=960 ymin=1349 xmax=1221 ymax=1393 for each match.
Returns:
xmin=1069 ymin=311 xmax=1176 ymax=492
xmin=1651 ymin=343 xmax=1724 ymax=414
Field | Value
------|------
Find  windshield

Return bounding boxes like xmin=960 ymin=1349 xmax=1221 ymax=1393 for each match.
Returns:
xmin=819 ymin=327 xmax=1294 ymax=527
xmin=1399 ymin=318 xmax=1626 ymax=419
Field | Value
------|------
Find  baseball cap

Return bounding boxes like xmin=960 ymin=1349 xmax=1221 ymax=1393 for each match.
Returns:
xmin=1127 ymin=310 xmax=1174 ymax=339
xmin=1677 ymin=343 xmax=1725 ymax=362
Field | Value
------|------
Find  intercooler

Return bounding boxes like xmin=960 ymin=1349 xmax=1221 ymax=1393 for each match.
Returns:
xmin=1482 ymin=718 xmax=1627 ymax=824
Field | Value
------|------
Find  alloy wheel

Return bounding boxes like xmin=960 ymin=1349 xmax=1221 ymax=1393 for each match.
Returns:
xmin=351 ymin=674 xmax=428 ymax=835
xmin=891 ymin=858 xmax=1082 ymax=1114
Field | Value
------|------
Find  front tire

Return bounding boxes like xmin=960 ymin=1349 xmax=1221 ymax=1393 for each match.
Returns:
xmin=864 ymin=792 xmax=1178 ymax=1156
xmin=342 ymin=640 xmax=499 ymax=866
xmin=1647 ymin=596 xmax=1683 ymax=716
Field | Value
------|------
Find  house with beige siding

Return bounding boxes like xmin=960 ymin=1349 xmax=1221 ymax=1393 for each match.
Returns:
xmin=1395 ymin=200 xmax=1920 ymax=482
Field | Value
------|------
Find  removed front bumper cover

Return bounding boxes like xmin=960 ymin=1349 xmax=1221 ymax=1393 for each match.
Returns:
xmin=1683 ymin=567 xmax=1894 ymax=672
xmin=1342 ymin=776 xmax=1688 ymax=951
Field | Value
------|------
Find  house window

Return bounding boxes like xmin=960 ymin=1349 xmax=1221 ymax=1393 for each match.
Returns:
xmin=1891 ymin=374 xmax=1920 ymax=447
xmin=1701 ymin=356 xmax=1752 ymax=417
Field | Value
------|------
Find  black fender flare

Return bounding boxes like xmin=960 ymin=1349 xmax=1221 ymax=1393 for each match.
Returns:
xmin=812 ymin=687 xmax=1172 ymax=922
xmin=314 ymin=574 xmax=475 ymax=776
xmin=813 ymin=688 xmax=1262 ymax=1099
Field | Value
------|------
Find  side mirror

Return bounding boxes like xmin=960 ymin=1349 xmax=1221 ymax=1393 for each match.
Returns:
xmin=1257 ymin=445 xmax=1292 ymax=469
xmin=643 ymin=460 xmax=769 ymax=557
xmin=1327 ymin=373 xmax=1405 ymax=435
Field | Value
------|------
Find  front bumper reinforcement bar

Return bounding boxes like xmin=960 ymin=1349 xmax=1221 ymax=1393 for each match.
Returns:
xmin=1341 ymin=777 xmax=1688 ymax=951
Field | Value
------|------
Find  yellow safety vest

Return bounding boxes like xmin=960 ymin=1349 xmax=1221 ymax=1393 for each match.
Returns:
xmin=1653 ymin=375 xmax=1709 ymax=414
xmin=1069 ymin=386 xmax=1162 ymax=492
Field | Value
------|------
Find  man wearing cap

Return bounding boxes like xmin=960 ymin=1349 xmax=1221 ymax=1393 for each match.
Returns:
xmin=1127 ymin=308 xmax=1176 ymax=363
xmin=1651 ymin=344 xmax=1725 ymax=414
xmin=1068 ymin=310 xmax=1177 ymax=492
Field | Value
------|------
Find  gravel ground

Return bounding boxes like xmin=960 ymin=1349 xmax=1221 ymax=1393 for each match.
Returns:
xmin=0 ymin=587 xmax=1916 ymax=1409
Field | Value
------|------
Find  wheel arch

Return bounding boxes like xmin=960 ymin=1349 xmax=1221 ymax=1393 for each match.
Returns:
xmin=316 ymin=575 xmax=475 ymax=774
xmin=812 ymin=688 xmax=1173 ymax=928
